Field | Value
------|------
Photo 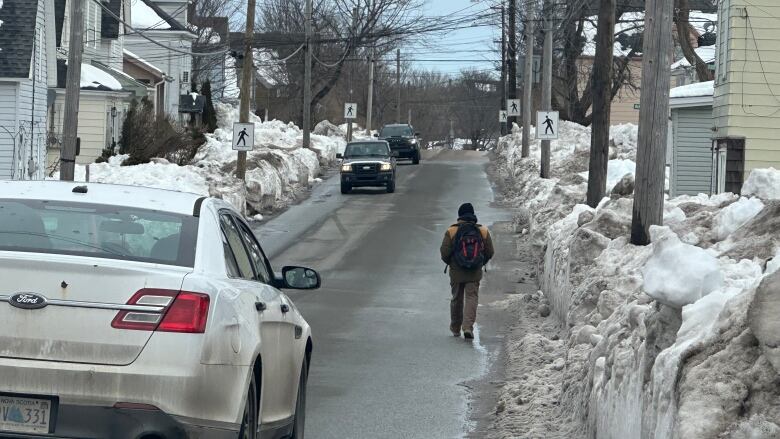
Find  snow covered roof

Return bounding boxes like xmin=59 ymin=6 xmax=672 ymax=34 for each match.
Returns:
xmin=669 ymin=80 xmax=714 ymax=108
xmin=81 ymin=63 xmax=123 ymax=91
xmin=670 ymin=80 xmax=714 ymax=99
xmin=671 ymin=46 xmax=716 ymax=69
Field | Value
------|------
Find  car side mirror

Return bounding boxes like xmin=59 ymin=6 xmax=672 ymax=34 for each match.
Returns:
xmin=280 ymin=266 xmax=321 ymax=290
xmin=373 ymin=133 xmax=379 ymax=138
xmin=336 ymin=153 xmax=343 ymax=159
xmin=415 ymin=132 xmax=421 ymax=137
xmin=391 ymin=151 xmax=400 ymax=157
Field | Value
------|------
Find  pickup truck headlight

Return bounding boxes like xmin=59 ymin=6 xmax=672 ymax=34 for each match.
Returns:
xmin=341 ymin=164 xmax=352 ymax=172
xmin=410 ymin=138 xmax=417 ymax=145
xmin=380 ymin=163 xmax=392 ymax=171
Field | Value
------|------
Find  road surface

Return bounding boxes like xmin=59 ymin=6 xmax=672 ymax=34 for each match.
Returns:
xmin=255 ymin=150 xmax=514 ymax=438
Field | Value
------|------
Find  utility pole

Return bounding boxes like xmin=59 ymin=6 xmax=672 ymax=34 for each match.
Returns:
xmin=236 ymin=0 xmax=257 ymax=180
xmin=449 ymin=118 xmax=455 ymax=148
xmin=631 ymin=0 xmax=673 ymax=245
xmin=521 ymin=5 xmax=535 ymax=158
xmin=366 ymin=49 xmax=375 ymax=135
xmin=500 ymin=4 xmax=507 ymax=136
xmin=347 ymin=7 xmax=357 ymax=142
xmin=585 ymin=0 xmax=616 ymax=206
xmin=507 ymin=0 xmax=517 ymax=131
xmin=302 ymin=0 xmax=313 ymax=148
xmin=396 ymin=49 xmax=402 ymax=123
xmin=540 ymin=0 xmax=553 ymax=178
xmin=60 ymin=0 xmax=85 ymax=181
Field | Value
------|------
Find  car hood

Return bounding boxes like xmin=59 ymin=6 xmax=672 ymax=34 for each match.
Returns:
xmin=342 ymin=158 xmax=391 ymax=164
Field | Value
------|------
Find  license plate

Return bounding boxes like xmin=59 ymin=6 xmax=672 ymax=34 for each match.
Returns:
xmin=0 ymin=395 xmax=53 ymax=434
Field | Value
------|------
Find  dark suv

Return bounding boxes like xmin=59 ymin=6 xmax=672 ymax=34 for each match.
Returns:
xmin=377 ymin=124 xmax=421 ymax=165
xmin=337 ymin=141 xmax=397 ymax=194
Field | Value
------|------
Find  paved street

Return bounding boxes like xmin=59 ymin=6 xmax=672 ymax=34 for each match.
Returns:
xmin=256 ymin=150 xmax=513 ymax=438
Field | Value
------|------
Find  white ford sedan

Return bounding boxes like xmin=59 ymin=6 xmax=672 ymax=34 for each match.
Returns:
xmin=0 ymin=181 xmax=319 ymax=439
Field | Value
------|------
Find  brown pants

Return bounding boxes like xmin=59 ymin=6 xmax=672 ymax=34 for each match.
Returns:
xmin=451 ymin=282 xmax=479 ymax=333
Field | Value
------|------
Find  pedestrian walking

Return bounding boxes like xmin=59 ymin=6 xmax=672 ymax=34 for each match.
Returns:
xmin=440 ymin=203 xmax=494 ymax=339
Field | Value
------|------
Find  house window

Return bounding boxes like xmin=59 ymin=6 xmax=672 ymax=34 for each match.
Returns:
xmin=182 ymin=71 xmax=190 ymax=84
xmin=716 ymin=0 xmax=731 ymax=83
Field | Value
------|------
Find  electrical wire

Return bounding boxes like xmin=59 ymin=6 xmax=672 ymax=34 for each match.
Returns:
xmin=91 ymin=0 xmax=229 ymax=57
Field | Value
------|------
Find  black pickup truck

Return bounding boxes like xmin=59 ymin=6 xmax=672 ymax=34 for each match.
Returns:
xmin=377 ymin=124 xmax=421 ymax=165
xmin=337 ymin=141 xmax=398 ymax=194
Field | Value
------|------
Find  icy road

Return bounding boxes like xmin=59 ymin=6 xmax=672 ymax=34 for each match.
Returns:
xmin=254 ymin=150 xmax=517 ymax=438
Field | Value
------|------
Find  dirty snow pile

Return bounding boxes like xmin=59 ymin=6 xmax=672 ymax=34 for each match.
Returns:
xmin=490 ymin=122 xmax=780 ymax=438
xmin=58 ymin=103 xmax=349 ymax=214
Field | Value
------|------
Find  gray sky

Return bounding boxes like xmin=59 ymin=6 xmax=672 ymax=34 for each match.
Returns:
xmin=406 ymin=0 xmax=499 ymax=76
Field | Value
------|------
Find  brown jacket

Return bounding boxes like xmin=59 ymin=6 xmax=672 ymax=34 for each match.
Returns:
xmin=440 ymin=221 xmax=494 ymax=284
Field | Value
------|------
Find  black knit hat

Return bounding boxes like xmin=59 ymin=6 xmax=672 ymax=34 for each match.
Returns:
xmin=458 ymin=203 xmax=475 ymax=217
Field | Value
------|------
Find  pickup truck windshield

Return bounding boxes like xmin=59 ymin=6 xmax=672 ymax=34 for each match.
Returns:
xmin=344 ymin=143 xmax=390 ymax=157
xmin=380 ymin=126 xmax=413 ymax=137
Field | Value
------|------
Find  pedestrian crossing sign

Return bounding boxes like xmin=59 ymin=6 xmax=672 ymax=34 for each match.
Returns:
xmin=499 ymin=110 xmax=508 ymax=123
xmin=506 ymin=99 xmax=520 ymax=117
xmin=232 ymin=122 xmax=255 ymax=151
xmin=344 ymin=103 xmax=357 ymax=119
xmin=536 ymin=111 xmax=559 ymax=140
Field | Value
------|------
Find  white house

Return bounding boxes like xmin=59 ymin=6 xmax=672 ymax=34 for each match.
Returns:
xmin=0 ymin=0 xmax=56 ymax=180
xmin=47 ymin=0 xmax=144 ymax=168
xmin=124 ymin=0 xmax=195 ymax=118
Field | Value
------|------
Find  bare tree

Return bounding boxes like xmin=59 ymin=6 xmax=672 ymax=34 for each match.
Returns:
xmin=674 ymin=0 xmax=714 ymax=82
xmin=258 ymin=0 xmax=429 ymax=125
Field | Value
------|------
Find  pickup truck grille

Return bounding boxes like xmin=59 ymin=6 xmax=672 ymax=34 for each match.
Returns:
xmin=353 ymin=163 xmax=379 ymax=174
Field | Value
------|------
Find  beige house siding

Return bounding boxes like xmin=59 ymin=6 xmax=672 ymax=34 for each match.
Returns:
xmin=577 ymin=57 xmax=642 ymax=125
xmin=713 ymin=0 xmax=780 ymax=174
xmin=47 ymin=91 xmax=130 ymax=168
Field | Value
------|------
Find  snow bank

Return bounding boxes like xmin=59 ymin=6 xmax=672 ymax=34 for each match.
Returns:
xmin=742 ymin=168 xmax=780 ymax=200
xmin=53 ymin=104 xmax=349 ymax=214
xmin=490 ymin=119 xmax=780 ymax=438
xmin=713 ymin=197 xmax=765 ymax=240
xmin=643 ymin=227 xmax=722 ymax=307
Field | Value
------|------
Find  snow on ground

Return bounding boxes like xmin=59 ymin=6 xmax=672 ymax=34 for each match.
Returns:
xmin=53 ymin=104 xmax=349 ymax=215
xmin=490 ymin=120 xmax=780 ymax=438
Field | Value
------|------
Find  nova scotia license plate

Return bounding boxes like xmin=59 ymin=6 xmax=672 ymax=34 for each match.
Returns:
xmin=0 ymin=395 xmax=53 ymax=434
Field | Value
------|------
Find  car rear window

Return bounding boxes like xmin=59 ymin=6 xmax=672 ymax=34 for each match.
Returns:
xmin=0 ymin=199 xmax=199 ymax=267
xmin=380 ymin=126 xmax=413 ymax=137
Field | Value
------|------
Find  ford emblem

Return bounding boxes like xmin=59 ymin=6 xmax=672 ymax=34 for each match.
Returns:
xmin=9 ymin=293 xmax=48 ymax=310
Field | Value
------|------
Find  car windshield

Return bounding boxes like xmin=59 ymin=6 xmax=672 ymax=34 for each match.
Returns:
xmin=380 ymin=126 xmax=413 ymax=137
xmin=344 ymin=143 xmax=390 ymax=157
xmin=0 ymin=199 xmax=199 ymax=267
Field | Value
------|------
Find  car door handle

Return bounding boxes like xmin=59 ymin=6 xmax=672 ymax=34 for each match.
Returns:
xmin=280 ymin=304 xmax=290 ymax=314
xmin=255 ymin=302 xmax=267 ymax=311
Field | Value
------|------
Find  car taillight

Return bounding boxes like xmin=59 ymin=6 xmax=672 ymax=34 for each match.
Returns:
xmin=111 ymin=289 xmax=209 ymax=334
xmin=158 ymin=292 xmax=210 ymax=333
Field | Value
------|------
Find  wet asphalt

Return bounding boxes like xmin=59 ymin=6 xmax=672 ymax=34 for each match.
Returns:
xmin=255 ymin=150 xmax=513 ymax=439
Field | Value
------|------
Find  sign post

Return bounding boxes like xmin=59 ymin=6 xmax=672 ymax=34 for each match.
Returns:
xmin=233 ymin=122 xmax=255 ymax=152
xmin=535 ymin=111 xmax=559 ymax=140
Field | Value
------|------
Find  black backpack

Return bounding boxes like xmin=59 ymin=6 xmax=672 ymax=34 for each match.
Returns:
xmin=451 ymin=223 xmax=486 ymax=270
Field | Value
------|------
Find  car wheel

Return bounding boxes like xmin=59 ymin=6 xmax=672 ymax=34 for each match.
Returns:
xmin=291 ymin=357 xmax=309 ymax=439
xmin=340 ymin=183 xmax=351 ymax=194
xmin=386 ymin=180 xmax=396 ymax=193
xmin=239 ymin=372 xmax=259 ymax=439
xmin=412 ymin=154 xmax=420 ymax=165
